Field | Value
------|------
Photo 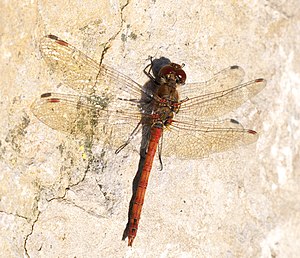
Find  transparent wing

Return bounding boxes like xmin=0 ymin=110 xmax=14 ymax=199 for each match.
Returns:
xmin=177 ymin=78 xmax=266 ymax=121
xmin=40 ymin=35 xmax=149 ymax=101
xmin=31 ymin=93 xmax=143 ymax=148
xmin=162 ymin=119 xmax=258 ymax=159
xmin=178 ymin=65 xmax=245 ymax=99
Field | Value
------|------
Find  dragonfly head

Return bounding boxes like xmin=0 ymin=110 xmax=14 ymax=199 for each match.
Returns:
xmin=158 ymin=63 xmax=186 ymax=86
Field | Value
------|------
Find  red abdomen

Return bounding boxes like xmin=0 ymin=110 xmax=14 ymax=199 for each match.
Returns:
xmin=127 ymin=125 xmax=163 ymax=246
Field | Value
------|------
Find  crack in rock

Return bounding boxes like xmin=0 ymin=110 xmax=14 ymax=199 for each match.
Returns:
xmin=23 ymin=211 xmax=41 ymax=258
xmin=0 ymin=210 xmax=29 ymax=221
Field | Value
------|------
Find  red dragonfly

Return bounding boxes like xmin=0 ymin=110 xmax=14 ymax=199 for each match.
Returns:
xmin=31 ymin=35 xmax=266 ymax=246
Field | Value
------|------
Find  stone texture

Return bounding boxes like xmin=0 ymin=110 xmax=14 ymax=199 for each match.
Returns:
xmin=0 ymin=0 xmax=299 ymax=257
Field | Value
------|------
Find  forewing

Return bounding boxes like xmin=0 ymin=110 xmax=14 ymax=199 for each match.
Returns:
xmin=162 ymin=119 xmax=258 ymax=159
xmin=40 ymin=35 xmax=146 ymax=101
xmin=178 ymin=66 xmax=245 ymax=99
xmin=177 ymin=78 xmax=266 ymax=121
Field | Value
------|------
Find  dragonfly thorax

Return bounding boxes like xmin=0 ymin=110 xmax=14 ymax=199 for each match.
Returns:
xmin=156 ymin=83 xmax=179 ymax=100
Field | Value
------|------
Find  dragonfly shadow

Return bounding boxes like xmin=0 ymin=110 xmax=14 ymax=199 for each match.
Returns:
xmin=122 ymin=56 xmax=171 ymax=241
xmin=148 ymin=56 xmax=171 ymax=78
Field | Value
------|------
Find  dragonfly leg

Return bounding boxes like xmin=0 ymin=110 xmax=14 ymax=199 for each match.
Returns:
xmin=143 ymin=56 xmax=160 ymax=85
xmin=115 ymin=122 xmax=142 ymax=154
xmin=157 ymin=133 xmax=164 ymax=171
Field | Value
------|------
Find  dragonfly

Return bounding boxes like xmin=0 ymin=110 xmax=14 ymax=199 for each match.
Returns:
xmin=31 ymin=34 xmax=266 ymax=246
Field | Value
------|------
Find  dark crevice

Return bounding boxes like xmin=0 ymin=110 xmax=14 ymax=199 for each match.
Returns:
xmin=46 ymin=161 xmax=91 ymax=203
xmin=0 ymin=210 xmax=29 ymax=221
xmin=97 ymin=0 xmax=130 ymax=64
xmin=24 ymin=211 xmax=41 ymax=258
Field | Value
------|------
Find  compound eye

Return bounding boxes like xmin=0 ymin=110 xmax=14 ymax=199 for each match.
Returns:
xmin=176 ymin=69 xmax=186 ymax=84
xmin=159 ymin=65 xmax=176 ymax=77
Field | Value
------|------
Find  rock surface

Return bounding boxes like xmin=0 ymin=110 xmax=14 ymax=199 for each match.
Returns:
xmin=0 ymin=0 xmax=299 ymax=257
